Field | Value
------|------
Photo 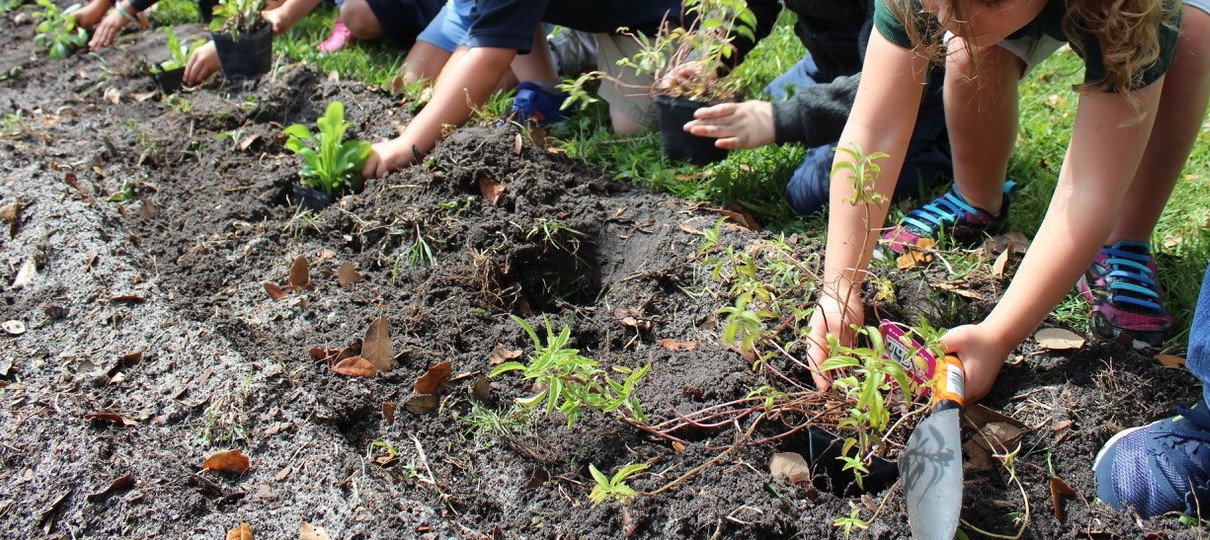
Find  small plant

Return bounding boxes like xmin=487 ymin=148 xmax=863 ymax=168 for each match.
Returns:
xmin=152 ymin=27 xmax=205 ymax=73
xmin=833 ymin=504 xmax=870 ymax=539
xmin=526 ymin=219 xmax=585 ymax=254
xmin=283 ymin=101 xmax=372 ymax=195
xmin=32 ymin=0 xmax=87 ymax=59
xmin=588 ymin=463 xmax=649 ymax=505
xmin=560 ymin=0 xmax=756 ymax=108
xmin=489 ymin=315 xmax=648 ymax=427
xmin=209 ymin=0 xmax=265 ymax=34
xmin=1 ymin=0 xmax=24 ymax=13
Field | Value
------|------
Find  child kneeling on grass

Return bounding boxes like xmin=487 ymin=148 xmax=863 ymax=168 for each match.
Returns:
xmin=796 ymin=0 xmax=1210 ymax=519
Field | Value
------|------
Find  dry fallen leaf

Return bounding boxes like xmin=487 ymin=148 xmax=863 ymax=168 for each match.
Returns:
xmin=1035 ymin=328 xmax=1085 ymax=350
xmin=963 ymin=439 xmax=995 ymax=471
xmin=361 ymin=316 xmax=396 ymax=371
xmin=12 ymin=258 xmax=36 ymax=288
xmin=897 ymin=250 xmax=932 ymax=270
xmin=337 ymin=262 xmax=362 ymax=287
xmin=973 ymin=422 xmax=1024 ymax=453
xmin=382 ymin=402 xmax=396 ymax=425
xmin=478 ymin=176 xmax=507 ymax=205
xmin=1154 ymin=353 xmax=1186 ymax=369
xmin=0 ymin=201 xmax=21 ymax=222
xmin=263 ymin=282 xmax=288 ymax=301
xmin=299 ymin=522 xmax=330 ymax=540
xmin=104 ymin=87 xmax=121 ymax=104
xmin=288 ymin=255 xmax=310 ymax=290
xmin=657 ymin=339 xmax=697 ymax=351
xmin=332 ymin=356 xmax=378 ymax=378
xmin=203 ymin=449 xmax=251 ymax=473
xmin=239 ymin=134 xmax=262 ymax=151
xmin=84 ymin=411 xmax=139 ymax=426
xmin=678 ymin=223 xmax=703 ymax=236
xmin=932 ymin=281 xmax=986 ymax=300
xmin=226 ymin=522 xmax=253 ymax=540
xmin=414 ymin=361 xmax=452 ymax=395
xmin=487 ymin=344 xmax=522 ymax=365
xmin=405 ymin=394 xmax=438 ymax=414
xmin=471 ymin=375 xmax=493 ymax=402
xmin=992 ymin=248 xmax=1011 ymax=277
xmin=1050 ymin=476 xmax=1077 ymax=520
xmin=131 ymin=91 xmax=157 ymax=102
xmin=769 ymin=452 xmax=811 ymax=484
xmin=513 ymin=133 xmax=523 ymax=154
xmin=1 ymin=320 xmax=25 ymax=336
xmin=85 ymin=474 xmax=136 ymax=502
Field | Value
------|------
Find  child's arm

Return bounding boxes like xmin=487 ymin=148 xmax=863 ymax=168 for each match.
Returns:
xmin=362 ymin=46 xmax=517 ymax=178
xmin=803 ymin=30 xmax=929 ymax=389
xmin=262 ymin=0 xmax=323 ymax=35
xmin=947 ymin=79 xmax=1166 ymax=402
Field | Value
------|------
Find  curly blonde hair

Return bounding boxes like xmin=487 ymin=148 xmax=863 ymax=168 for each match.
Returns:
xmin=888 ymin=0 xmax=1178 ymax=96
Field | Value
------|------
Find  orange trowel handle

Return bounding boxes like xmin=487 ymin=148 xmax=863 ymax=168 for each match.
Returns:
xmin=931 ymin=355 xmax=966 ymax=408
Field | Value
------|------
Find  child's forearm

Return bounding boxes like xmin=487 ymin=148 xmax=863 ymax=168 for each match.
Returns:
xmin=398 ymin=47 xmax=516 ymax=160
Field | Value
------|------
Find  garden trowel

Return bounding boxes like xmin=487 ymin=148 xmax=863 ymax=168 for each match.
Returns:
xmin=899 ymin=354 xmax=965 ymax=540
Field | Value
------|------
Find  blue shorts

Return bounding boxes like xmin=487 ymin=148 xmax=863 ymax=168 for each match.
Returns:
xmin=416 ymin=0 xmax=473 ymax=53
xmin=363 ymin=0 xmax=443 ymax=50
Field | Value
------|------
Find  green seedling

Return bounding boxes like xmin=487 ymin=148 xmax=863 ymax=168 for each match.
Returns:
xmin=152 ymin=26 xmax=205 ymax=73
xmin=209 ymin=0 xmax=264 ymax=34
xmin=588 ymin=463 xmax=649 ymax=505
xmin=33 ymin=0 xmax=87 ymax=59
xmin=283 ymin=101 xmax=372 ymax=195
xmin=1 ymin=0 xmax=24 ymax=13
xmin=490 ymin=315 xmax=648 ymax=427
xmin=833 ymin=504 xmax=870 ymax=539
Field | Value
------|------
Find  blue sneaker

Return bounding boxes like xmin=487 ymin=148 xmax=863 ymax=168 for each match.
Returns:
xmin=881 ymin=181 xmax=1016 ymax=255
xmin=507 ymin=82 xmax=571 ymax=126
xmin=1093 ymin=402 xmax=1210 ymax=517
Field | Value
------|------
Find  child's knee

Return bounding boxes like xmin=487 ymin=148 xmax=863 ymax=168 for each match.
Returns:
xmin=340 ymin=0 xmax=381 ymax=39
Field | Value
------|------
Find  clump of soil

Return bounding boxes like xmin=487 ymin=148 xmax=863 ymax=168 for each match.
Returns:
xmin=0 ymin=10 xmax=1203 ymax=540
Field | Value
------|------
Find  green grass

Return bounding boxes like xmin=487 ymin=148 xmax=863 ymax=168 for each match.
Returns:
xmin=144 ymin=4 xmax=1210 ymax=351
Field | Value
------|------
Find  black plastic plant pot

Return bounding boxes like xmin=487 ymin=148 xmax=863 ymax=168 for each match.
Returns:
xmin=289 ymin=184 xmax=336 ymax=211
xmin=653 ymin=94 xmax=729 ymax=166
xmin=150 ymin=67 xmax=185 ymax=95
xmin=211 ymin=24 xmax=273 ymax=80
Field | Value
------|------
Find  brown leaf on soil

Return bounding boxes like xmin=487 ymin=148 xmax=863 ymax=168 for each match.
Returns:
xmin=132 ymin=91 xmax=157 ymax=102
xmin=897 ymin=250 xmax=932 ymax=270
xmin=382 ymin=402 xmax=396 ymax=425
xmin=514 ymin=133 xmax=523 ymax=154
xmin=1155 ymin=353 xmax=1187 ymax=369
xmin=288 ymin=255 xmax=310 ymax=290
xmin=12 ymin=258 xmax=35 ymax=288
xmin=308 ymin=347 xmax=338 ymax=360
xmin=471 ymin=375 xmax=493 ymax=402
xmin=1050 ymin=476 xmax=1077 ymax=520
xmin=239 ymin=134 xmax=262 ymax=151
xmin=0 ymin=201 xmax=21 ymax=223
xmin=337 ymin=262 xmax=362 ymax=287
xmin=478 ymin=176 xmax=507 ymax=205
xmin=264 ymin=282 xmax=288 ymax=301
xmin=226 ymin=522 xmax=253 ymax=540
xmin=300 ymin=522 xmax=331 ymax=540
xmin=332 ymin=356 xmax=378 ymax=378
xmin=405 ymin=394 xmax=439 ymax=414
xmin=84 ymin=411 xmax=139 ymax=426
xmin=1 ymin=320 xmax=26 ymax=336
xmin=707 ymin=206 xmax=761 ymax=231
xmin=204 ymin=449 xmax=251 ymax=473
xmin=487 ymin=344 xmax=522 ymax=365
xmin=110 ymin=294 xmax=145 ymax=303
xmin=769 ymin=452 xmax=811 ymax=484
xmin=104 ymin=88 xmax=121 ymax=104
xmin=973 ymin=422 xmax=1024 ymax=453
xmin=992 ymin=248 xmax=1011 ymax=277
xmin=931 ymin=281 xmax=986 ymax=301
xmin=963 ymin=439 xmax=994 ymax=471
xmin=361 ymin=316 xmax=396 ymax=371
xmin=85 ymin=249 xmax=97 ymax=268
xmin=1035 ymin=328 xmax=1085 ymax=350
xmin=414 ymin=361 xmax=452 ymax=395
xmin=678 ymin=223 xmax=703 ymax=236
xmin=85 ymin=474 xmax=136 ymax=502
xmin=657 ymin=339 xmax=697 ymax=351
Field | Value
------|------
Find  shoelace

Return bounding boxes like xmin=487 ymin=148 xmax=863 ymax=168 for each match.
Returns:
xmin=900 ymin=189 xmax=980 ymax=235
xmin=1101 ymin=246 xmax=1163 ymax=312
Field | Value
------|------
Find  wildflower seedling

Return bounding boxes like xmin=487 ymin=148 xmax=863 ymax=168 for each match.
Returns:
xmin=588 ymin=463 xmax=649 ymax=505
xmin=152 ymin=27 xmax=205 ymax=73
xmin=33 ymin=0 xmax=87 ymax=59
xmin=283 ymin=101 xmax=372 ymax=195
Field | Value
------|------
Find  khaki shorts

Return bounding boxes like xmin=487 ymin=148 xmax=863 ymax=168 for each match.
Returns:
xmin=594 ymin=33 xmax=656 ymax=128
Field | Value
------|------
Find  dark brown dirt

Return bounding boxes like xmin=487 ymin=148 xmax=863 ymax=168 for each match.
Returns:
xmin=1 ymin=6 xmax=1207 ymax=540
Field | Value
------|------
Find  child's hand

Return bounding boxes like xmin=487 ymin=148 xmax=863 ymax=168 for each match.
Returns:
xmin=183 ymin=41 xmax=219 ymax=86
xmin=682 ymin=101 xmax=774 ymax=150
xmin=657 ymin=61 xmax=706 ymax=93
xmin=802 ymin=290 xmax=865 ymax=391
xmin=362 ymin=138 xmax=419 ymax=179
xmin=88 ymin=8 xmax=127 ymax=50
xmin=261 ymin=5 xmax=299 ymax=35
xmin=940 ymin=323 xmax=1013 ymax=403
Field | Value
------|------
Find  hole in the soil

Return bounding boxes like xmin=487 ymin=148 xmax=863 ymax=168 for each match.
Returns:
xmin=777 ymin=426 xmax=899 ymax=496
xmin=505 ymin=239 xmax=603 ymax=313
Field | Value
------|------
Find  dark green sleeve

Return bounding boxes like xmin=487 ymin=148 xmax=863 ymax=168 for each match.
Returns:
xmin=1082 ymin=3 xmax=1180 ymax=90
xmin=872 ymin=0 xmax=913 ymax=49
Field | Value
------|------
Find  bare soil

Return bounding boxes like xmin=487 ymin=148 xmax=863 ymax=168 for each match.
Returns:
xmin=1 ymin=10 xmax=1206 ymax=540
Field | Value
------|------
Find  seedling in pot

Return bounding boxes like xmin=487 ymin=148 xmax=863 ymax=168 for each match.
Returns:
xmin=282 ymin=101 xmax=372 ymax=197
xmin=151 ymin=27 xmax=205 ymax=74
xmin=209 ymin=0 xmax=264 ymax=35
xmin=33 ymin=0 xmax=88 ymax=59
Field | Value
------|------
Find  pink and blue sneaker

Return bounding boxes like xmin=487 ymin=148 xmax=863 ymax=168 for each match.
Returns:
xmin=880 ymin=182 xmax=1014 ymax=255
xmin=1077 ymin=241 xmax=1172 ymax=348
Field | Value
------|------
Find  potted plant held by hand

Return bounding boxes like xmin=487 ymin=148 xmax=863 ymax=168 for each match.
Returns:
xmin=561 ymin=0 xmax=756 ymax=165
xmin=150 ymin=27 xmax=205 ymax=95
xmin=283 ymin=101 xmax=372 ymax=210
xmin=209 ymin=0 xmax=271 ymax=80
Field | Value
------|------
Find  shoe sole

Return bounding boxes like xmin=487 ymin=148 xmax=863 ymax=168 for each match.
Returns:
xmin=1089 ymin=312 xmax=1166 ymax=349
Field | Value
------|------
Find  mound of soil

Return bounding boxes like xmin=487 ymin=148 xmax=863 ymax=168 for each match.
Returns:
xmin=0 ymin=11 xmax=1204 ymax=540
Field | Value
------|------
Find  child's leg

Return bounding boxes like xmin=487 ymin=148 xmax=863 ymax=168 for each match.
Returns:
xmin=595 ymin=32 xmax=655 ymax=135
xmin=1111 ymin=5 xmax=1210 ymax=244
xmin=340 ymin=0 xmax=384 ymax=40
xmin=942 ymin=36 xmax=1023 ymax=214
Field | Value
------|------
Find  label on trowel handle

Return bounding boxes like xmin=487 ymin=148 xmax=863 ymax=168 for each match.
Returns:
xmin=933 ymin=355 xmax=966 ymax=407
